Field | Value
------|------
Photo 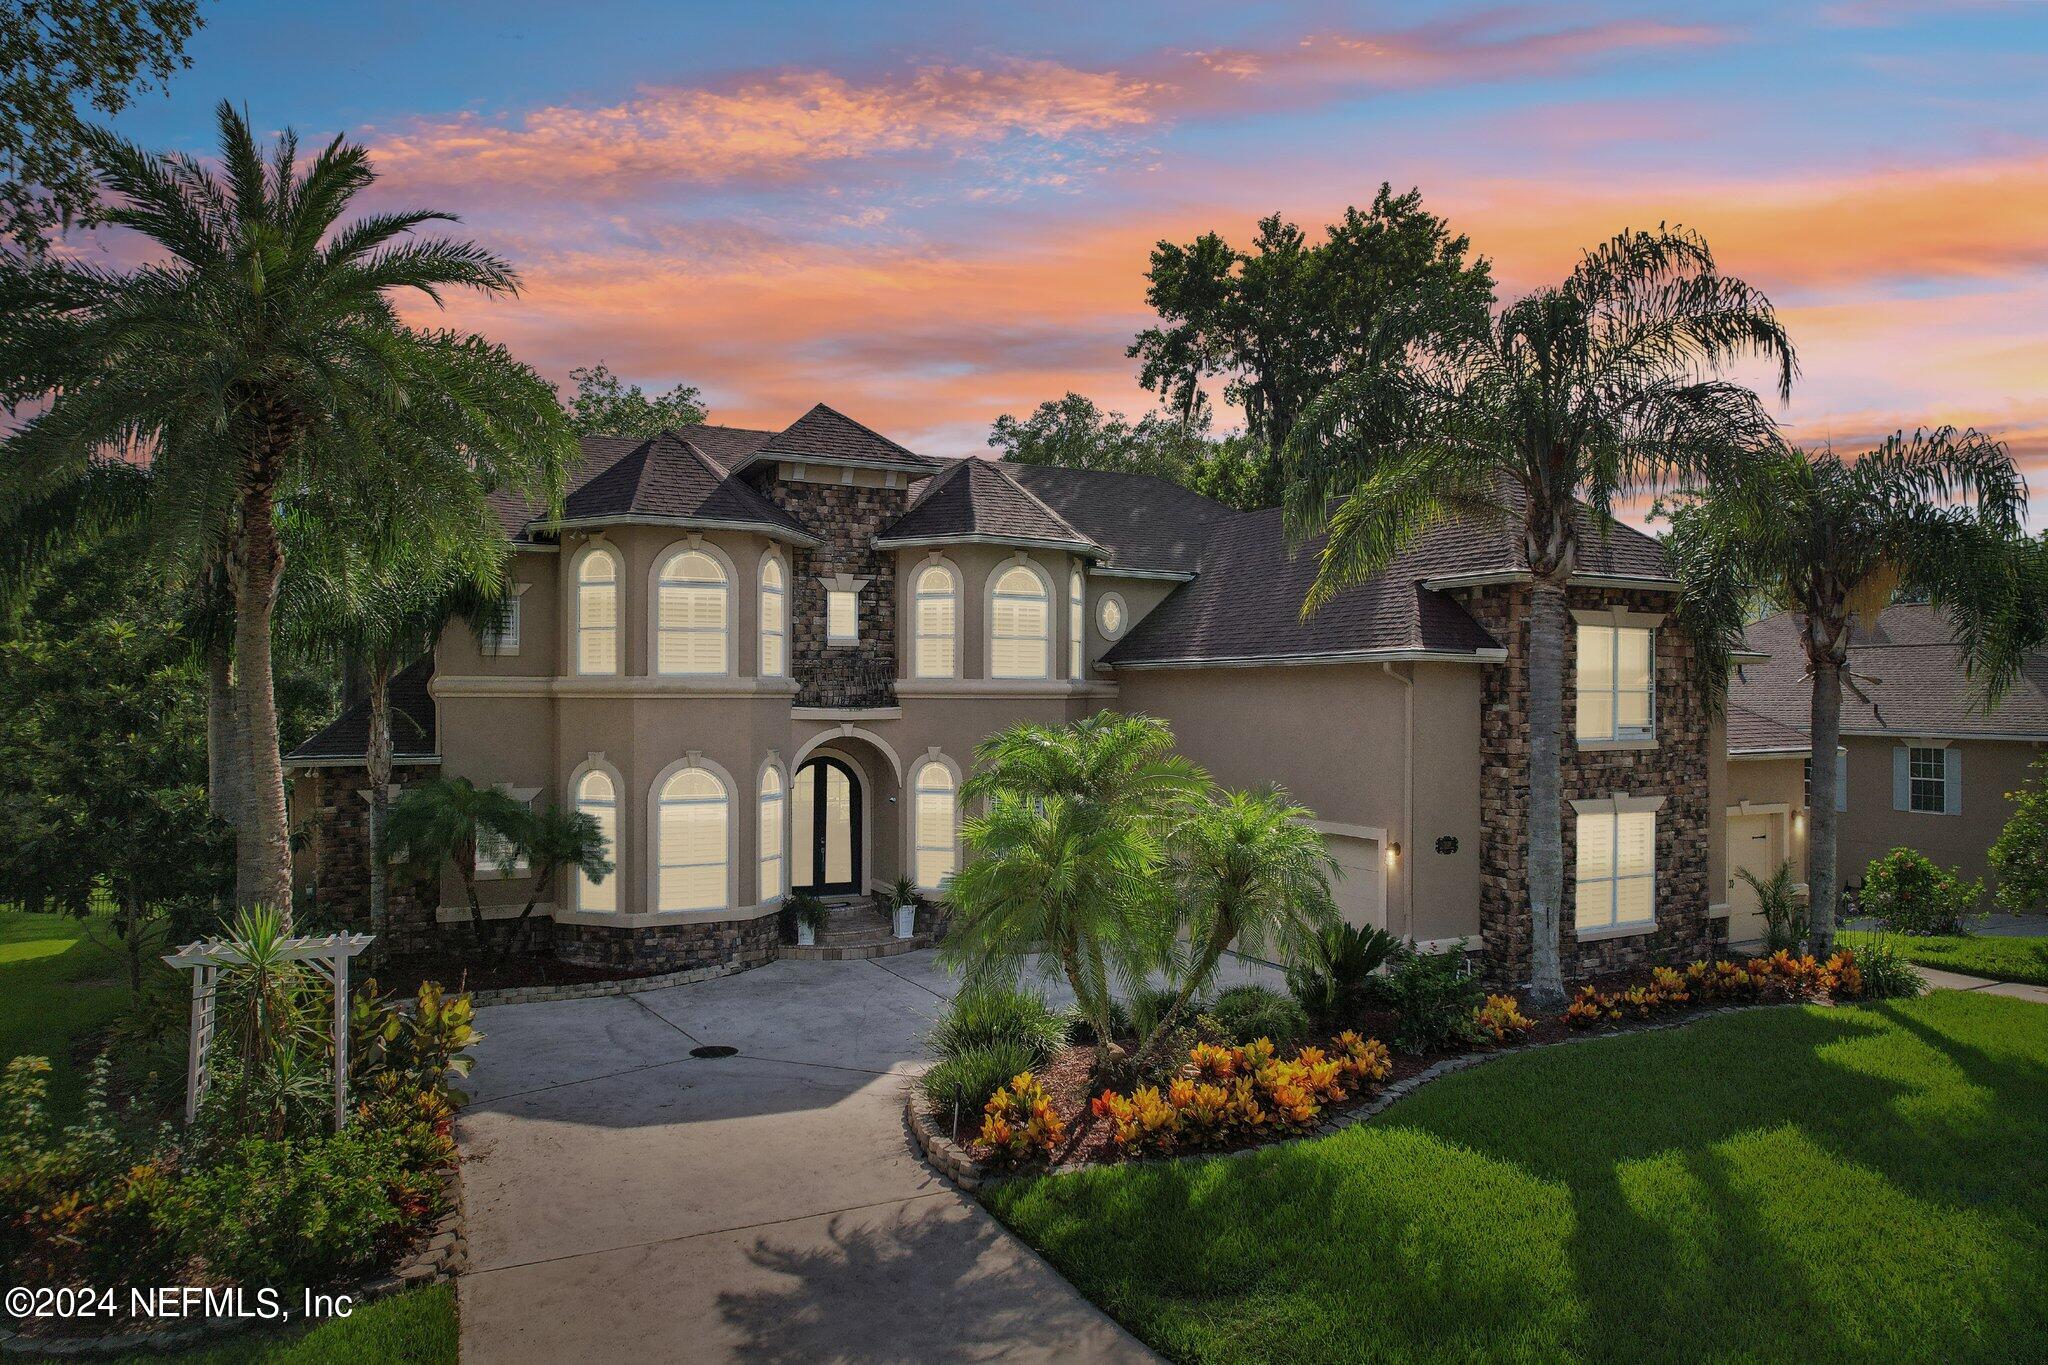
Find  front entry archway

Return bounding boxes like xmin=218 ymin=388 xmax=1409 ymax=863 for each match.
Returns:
xmin=792 ymin=756 xmax=863 ymax=895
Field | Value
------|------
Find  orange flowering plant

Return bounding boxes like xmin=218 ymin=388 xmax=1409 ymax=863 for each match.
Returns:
xmin=1090 ymin=1030 xmax=1394 ymax=1157
xmin=1471 ymin=995 xmax=1536 ymax=1044
xmin=975 ymin=1072 xmax=1067 ymax=1166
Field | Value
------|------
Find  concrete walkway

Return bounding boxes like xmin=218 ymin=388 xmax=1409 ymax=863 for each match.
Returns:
xmin=455 ymin=952 xmax=1289 ymax=1362
xmin=1913 ymin=967 xmax=2048 ymax=1005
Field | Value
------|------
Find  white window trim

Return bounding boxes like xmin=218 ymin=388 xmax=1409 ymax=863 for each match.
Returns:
xmin=756 ymin=754 xmax=789 ymax=906
xmin=648 ymin=536 xmax=737 ymax=679
xmin=758 ymin=548 xmax=789 ymax=679
xmin=570 ymin=542 xmax=623 ymax=677
xmin=818 ymin=573 xmax=869 ymax=648
xmin=1569 ymin=793 xmax=1664 ymax=935
xmin=1572 ymin=610 xmax=1658 ymax=745
xmin=647 ymin=753 xmax=739 ymax=914
xmin=482 ymin=582 xmax=531 ymax=657
xmin=908 ymin=747 xmax=963 ymax=892
xmin=909 ymin=555 xmax=963 ymax=680
xmin=567 ymin=754 xmax=624 ymax=913
xmin=1096 ymin=590 xmax=1129 ymax=642
xmin=476 ymin=784 xmax=543 ymax=880
xmin=1897 ymin=740 xmax=1959 ymax=816
xmin=984 ymin=554 xmax=1053 ymax=681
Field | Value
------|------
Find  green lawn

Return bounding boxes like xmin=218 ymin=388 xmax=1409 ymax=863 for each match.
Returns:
xmin=114 ymin=1286 xmax=457 ymax=1364
xmin=0 ymin=907 xmax=132 ymax=1116
xmin=1843 ymin=928 xmax=2048 ymax=986
xmin=987 ymin=993 xmax=2048 ymax=1364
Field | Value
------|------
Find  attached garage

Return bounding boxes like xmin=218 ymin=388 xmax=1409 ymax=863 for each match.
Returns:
xmin=1321 ymin=828 xmax=1387 ymax=932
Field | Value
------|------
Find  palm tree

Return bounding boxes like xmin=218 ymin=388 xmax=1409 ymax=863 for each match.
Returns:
xmin=1281 ymin=227 xmax=1795 ymax=1009
xmin=500 ymin=806 xmax=612 ymax=960
xmin=1663 ymin=429 xmax=2040 ymax=953
xmin=381 ymin=777 xmax=533 ymax=949
xmin=941 ymin=712 xmax=1205 ymax=1063
xmin=0 ymin=101 xmax=574 ymax=923
xmin=1141 ymin=786 xmax=1336 ymax=1053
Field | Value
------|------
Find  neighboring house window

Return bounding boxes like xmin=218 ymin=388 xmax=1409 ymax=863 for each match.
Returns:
xmin=575 ymin=770 xmax=618 ymax=913
xmin=990 ymin=564 xmax=1050 ymax=679
xmin=1097 ymin=593 xmax=1126 ymax=640
xmin=1576 ymin=624 xmax=1654 ymax=742
xmin=576 ymin=548 xmax=620 ymax=675
xmin=1575 ymin=807 xmax=1655 ymax=931
xmin=759 ymin=555 xmax=787 ymax=678
xmin=1896 ymin=744 xmax=1959 ymax=815
xmin=1068 ymin=567 xmax=1084 ymax=680
xmin=656 ymin=766 xmax=728 ymax=912
xmin=483 ymin=594 xmax=521 ymax=655
xmin=912 ymin=760 xmax=957 ymax=890
xmin=656 ymin=550 xmax=729 ymax=675
xmin=827 ymin=588 xmax=859 ymax=645
xmin=913 ymin=565 xmax=958 ymax=678
xmin=758 ymin=767 xmax=785 ymax=901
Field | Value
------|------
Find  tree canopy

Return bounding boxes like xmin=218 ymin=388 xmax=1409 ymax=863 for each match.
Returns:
xmin=564 ymin=362 xmax=708 ymax=436
xmin=986 ymin=391 xmax=1274 ymax=511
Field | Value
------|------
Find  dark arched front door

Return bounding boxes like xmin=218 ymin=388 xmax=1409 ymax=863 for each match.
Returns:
xmin=792 ymin=757 xmax=862 ymax=895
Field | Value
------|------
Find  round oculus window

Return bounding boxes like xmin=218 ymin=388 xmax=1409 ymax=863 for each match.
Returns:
xmin=1097 ymin=594 xmax=1126 ymax=639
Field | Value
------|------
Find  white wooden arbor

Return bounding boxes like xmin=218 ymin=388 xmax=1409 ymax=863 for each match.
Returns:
xmin=162 ymin=932 xmax=375 ymax=1131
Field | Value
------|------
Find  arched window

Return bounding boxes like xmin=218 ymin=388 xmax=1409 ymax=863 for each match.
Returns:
xmin=759 ymin=555 xmax=787 ymax=678
xmin=656 ymin=767 xmax=728 ymax=912
xmin=912 ymin=760 xmax=958 ymax=890
xmin=913 ymin=564 xmax=957 ymax=678
xmin=576 ymin=548 xmax=620 ymax=675
xmin=758 ymin=766 xmax=786 ymax=901
xmin=1068 ymin=566 xmax=1084 ymax=679
xmin=575 ymin=769 xmax=618 ymax=913
xmin=990 ymin=564 xmax=1050 ymax=680
xmin=656 ymin=550 xmax=729 ymax=675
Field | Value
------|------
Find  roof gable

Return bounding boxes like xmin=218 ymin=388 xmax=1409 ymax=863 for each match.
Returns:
xmin=878 ymin=458 xmax=1097 ymax=552
xmin=750 ymin=403 xmax=937 ymax=472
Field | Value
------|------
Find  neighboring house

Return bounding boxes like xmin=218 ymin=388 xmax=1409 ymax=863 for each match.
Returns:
xmin=1719 ymin=703 xmax=1816 ymax=944
xmin=1728 ymin=604 xmax=2048 ymax=902
xmin=287 ymin=403 xmax=1736 ymax=985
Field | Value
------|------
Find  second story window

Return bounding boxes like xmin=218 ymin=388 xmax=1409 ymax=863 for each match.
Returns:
xmin=913 ymin=565 xmax=957 ymax=678
xmin=1068 ymin=567 xmax=1084 ymax=679
xmin=991 ymin=564 xmax=1050 ymax=679
xmin=656 ymin=549 xmax=729 ymax=675
xmin=827 ymin=588 xmax=859 ymax=645
xmin=1576 ymin=623 xmax=1653 ymax=742
xmin=483 ymin=592 xmax=521 ymax=656
xmin=759 ymin=555 xmax=787 ymax=677
xmin=576 ymin=548 xmax=620 ymax=676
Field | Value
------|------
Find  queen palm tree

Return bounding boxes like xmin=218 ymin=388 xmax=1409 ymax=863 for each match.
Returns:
xmin=1281 ymin=227 xmax=1795 ymax=1010
xmin=1663 ymin=429 xmax=2040 ymax=953
xmin=0 ymin=101 xmax=574 ymax=923
xmin=382 ymin=776 xmax=532 ymax=949
xmin=941 ymin=712 xmax=1205 ymax=1064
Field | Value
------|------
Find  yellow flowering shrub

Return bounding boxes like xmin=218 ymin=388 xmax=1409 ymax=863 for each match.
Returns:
xmin=1090 ymin=1031 xmax=1395 ymax=1156
xmin=1472 ymin=994 xmax=1536 ymax=1044
xmin=976 ymin=1072 xmax=1066 ymax=1166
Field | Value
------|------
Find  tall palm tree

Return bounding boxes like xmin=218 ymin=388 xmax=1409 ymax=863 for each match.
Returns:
xmin=0 ymin=101 xmax=574 ymax=922
xmin=942 ymin=712 xmax=1205 ymax=1064
xmin=1663 ymin=429 xmax=2040 ymax=952
xmin=1281 ymin=227 xmax=1795 ymax=1010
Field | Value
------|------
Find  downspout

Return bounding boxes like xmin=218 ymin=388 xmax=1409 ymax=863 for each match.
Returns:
xmin=1382 ymin=662 xmax=1415 ymax=942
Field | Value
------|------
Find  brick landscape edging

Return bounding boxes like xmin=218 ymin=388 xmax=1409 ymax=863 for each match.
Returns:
xmin=903 ymin=1000 xmax=1812 ymax=1192
xmin=469 ymin=958 xmax=753 ymax=1007
xmin=0 ymin=1159 xmax=466 ymax=1358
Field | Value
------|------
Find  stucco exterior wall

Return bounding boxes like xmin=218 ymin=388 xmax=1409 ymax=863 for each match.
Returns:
xmin=1838 ymin=735 xmax=2042 ymax=895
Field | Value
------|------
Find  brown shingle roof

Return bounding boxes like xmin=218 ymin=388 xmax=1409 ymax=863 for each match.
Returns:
xmin=285 ymin=658 xmax=438 ymax=765
xmin=1727 ymin=704 xmax=1811 ymax=755
xmin=1734 ymin=604 xmax=2048 ymax=739
xmin=492 ymin=429 xmax=812 ymax=544
xmin=877 ymin=458 xmax=1098 ymax=552
xmin=751 ymin=403 xmax=938 ymax=471
xmin=1004 ymin=463 xmax=1240 ymax=576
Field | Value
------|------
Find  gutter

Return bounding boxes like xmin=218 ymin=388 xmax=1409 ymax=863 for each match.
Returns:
xmin=1421 ymin=570 xmax=1679 ymax=592
xmin=872 ymin=532 xmax=1101 ymax=556
xmin=1106 ymin=646 xmax=1506 ymax=670
xmin=532 ymin=514 xmax=821 ymax=548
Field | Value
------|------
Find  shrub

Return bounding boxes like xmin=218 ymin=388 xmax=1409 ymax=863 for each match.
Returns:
xmin=1849 ymin=937 xmax=1926 ymax=1000
xmin=921 ymin=1041 xmax=1037 ymax=1121
xmin=1064 ymin=996 xmax=1132 ymax=1046
xmin=1737 ymin=859 xmax=1809 ymax=953
xmin=928 ymin=987 xmax=1066 ymax=1066
xmin=1285 ymin=922 xmax=1398 ymax=1026
xmin=1129 ymin=985 xmax=1194 ymax=1044
xmin=1861 ymin=847 xmax=1983 ymax=935
xmin=1472 ymin=994 xmax=1536 ymax=1044
xmin=1090 ymin=1030 xmax=1393 ymax=1157
xmin=779 ymin=890 xmax=829 ymax=944
xmin=975 ymin=1072 xmax=1066 ymax=1166
xmin=1208 ymin=985 xmax=1310 ymax=1047
xmin=1380 ymin=944 xmax=1483 ymax=1052
xmin=1989 ymin=754 xmax=2048 ymax=911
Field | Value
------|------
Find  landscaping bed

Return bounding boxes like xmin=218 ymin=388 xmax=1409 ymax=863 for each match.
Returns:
xmin=1842 ymin=928 xmax=2048 ymax=987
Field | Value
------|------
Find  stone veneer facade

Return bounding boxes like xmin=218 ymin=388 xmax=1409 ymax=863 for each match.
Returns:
xmin=753 ymin=473 xmax=909 ymax=708
xmin=554 ymin=914 xmax=780 ymax=974
xmin=302 ymin=764 xmax=442 ymax=953
xmin=1453 ymin=582 xmax=1722 ymax=985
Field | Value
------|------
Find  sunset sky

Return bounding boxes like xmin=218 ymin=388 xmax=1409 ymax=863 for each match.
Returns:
xmin=101 ymin=0 xmax=2048 ymax=510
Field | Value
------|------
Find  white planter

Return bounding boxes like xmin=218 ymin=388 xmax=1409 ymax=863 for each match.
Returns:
xmin=796 ymin=922 xmax=816 ymax=947
xmin=894 ymin=904 xmax=917 ymax=940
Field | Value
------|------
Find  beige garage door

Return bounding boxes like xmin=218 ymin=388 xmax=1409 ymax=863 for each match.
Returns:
xmin=1324 ymin=834 xmax=1386 ymax=931
xmin=1725 ymin=811 xmax=1781 ymax=944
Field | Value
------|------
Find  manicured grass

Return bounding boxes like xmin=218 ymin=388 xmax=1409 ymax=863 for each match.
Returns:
xmin=1843 ymin=928 xmax=2048 ymax=986
xmin=987 ymin=993 xmax=2048 ymax=1364
xmin=115 ymin=1286 xmax=457 ymax=1364
xmin=0 ymin=907 xmax=131 ymax=1116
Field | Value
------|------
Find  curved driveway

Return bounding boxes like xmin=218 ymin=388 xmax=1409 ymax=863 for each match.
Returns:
xmin=456 ymin=951 xmax=1167 ymax=1363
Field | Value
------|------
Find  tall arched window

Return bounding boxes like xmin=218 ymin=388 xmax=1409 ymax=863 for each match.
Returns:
xmin=656 ymin=550 xmax=729 ymax=675
xmin=1068 ymin=566 xmax=1084 ymax=679
xmin=576 ymin=547 xmax=620 ymax=676
xmin=656 ymin=767 xmax=729 ymax=912
xmin=913 ymin=564 xmax=957 ymax=678
xmin=759 ymin=554 xmax=787 ymax=678
xmin=575 ymin=769 xmax=618 ymax=913
xmin=758 ymin=766 xmax=786 ymax=901
xmin=990 ymin=564 xmax=1050 ymax=680
xmin=912 ymin=760 xmax=958 ymax=890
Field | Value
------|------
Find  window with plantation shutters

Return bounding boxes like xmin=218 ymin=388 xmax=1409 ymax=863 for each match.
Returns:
xmin=990 ymin=565 xmax=1050 ymax=679
xmin=1576 ymin=623 xmax=1654 ymax=742
xmin=913 ymin=565 xmax=957 ymax=678
xmin=657 ymin=767 xmax=728 ymax=912
xmin=758 ymin=767 xmax=785 ymax=901
xmin=575 ymin=770 xmax=618 ymax=913
xmin=1575 ymin=807 xmax=1656 ymax=931
xmin=1069 ymin=567 xmax=1084 ymax=679
xmin=912 ymin=761 xmax=957 ymax=890
xmin=759 ymin=555 xmax=787 ymax=677
xmin=656 ymin=550 xmax=729 ymax=675
xmin=576 ymin=549 xmax=620 ymax=675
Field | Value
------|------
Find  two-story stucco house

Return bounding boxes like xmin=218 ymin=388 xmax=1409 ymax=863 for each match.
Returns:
xmin=287 ymin=403 xmax=1737 ymax=984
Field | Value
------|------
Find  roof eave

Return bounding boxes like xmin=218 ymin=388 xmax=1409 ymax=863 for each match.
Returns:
xmin=1089 ymin=565 xmax=1197 ymax=583
xmin=1728 ymin=747 xmax=1811 ymax=759
xmin=1106 ymin=646 xmax=1507 ymax=670
xmin=737 ymin=451 xmax=937 ymax=478
xmin=538 ymin=515 xmax=821 ymax=548
xmin=287 ymin=753 xmax=442 ymax=770
xmin=1421 ymin=570 xmax=1679 ymax=592
xmin=874 ymin=532 xmax=1101 ymax=556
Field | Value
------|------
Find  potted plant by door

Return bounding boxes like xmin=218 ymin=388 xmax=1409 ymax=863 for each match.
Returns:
xmin=786 ymin=891 xmax=829 ymax=947
xmin=890 ymin=876 xmax=919 ymax=940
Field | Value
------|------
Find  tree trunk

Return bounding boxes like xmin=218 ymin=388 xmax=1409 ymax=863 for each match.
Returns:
xmin=230 ymin=466 xmax=294 ymax=925
xmin=365 ymin=655 xmax=393 ymax=953
xmin=1807 ymin=649 xmax=1844 ymax=955
xmin=500 ymin=865 xmax=557 ymax=964
xmin=121 ymin=890 xmax=145 ymax=993
xmin=205 ymin=638 xmax=243 ymax=832
xmin=1525 ymin=577 xmax=1569 ymax=1012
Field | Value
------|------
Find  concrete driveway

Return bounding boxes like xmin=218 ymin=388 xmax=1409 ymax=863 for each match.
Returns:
xmin=455 ymin=951 xmax=1189 ymax=1363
